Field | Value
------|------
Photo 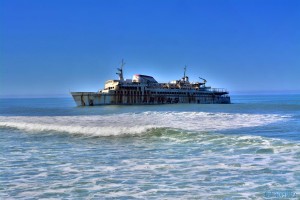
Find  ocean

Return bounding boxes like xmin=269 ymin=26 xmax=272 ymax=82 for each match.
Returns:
xmin=0 ymin=95 xmax=299 ymax=199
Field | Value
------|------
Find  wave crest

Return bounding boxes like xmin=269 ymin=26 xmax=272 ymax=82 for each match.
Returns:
xmin=0 ymin=112 xmax=289 ymax=136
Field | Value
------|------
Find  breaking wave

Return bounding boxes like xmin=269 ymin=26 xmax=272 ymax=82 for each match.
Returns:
xmin=0 ymin=112 xmax=289 ymax=136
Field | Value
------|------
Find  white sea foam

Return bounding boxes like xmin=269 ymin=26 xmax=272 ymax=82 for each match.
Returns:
xmin=1 ymin=129 xmax=299 ymax=199
xmin=1 ymin=112 xmax=298 ymax=199
xmin=0 ymin=112 xmax=288 ymax=136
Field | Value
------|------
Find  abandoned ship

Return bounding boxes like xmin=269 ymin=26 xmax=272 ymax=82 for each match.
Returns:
xmin=71 ymin=61 xmax=230 ymax=106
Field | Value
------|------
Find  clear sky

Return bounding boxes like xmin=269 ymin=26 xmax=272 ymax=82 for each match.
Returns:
xmin=1 ymin=0 xmax=299 ymax=97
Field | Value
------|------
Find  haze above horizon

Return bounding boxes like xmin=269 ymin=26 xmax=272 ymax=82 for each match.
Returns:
xmin=1 ymin=0 xmax=300 ymax=97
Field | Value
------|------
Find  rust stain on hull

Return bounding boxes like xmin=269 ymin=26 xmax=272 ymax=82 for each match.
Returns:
xmin=72 ymin=93 xmax=230 ymax=106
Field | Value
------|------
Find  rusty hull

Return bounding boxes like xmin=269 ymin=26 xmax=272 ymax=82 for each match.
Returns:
xmin=71 ymin=92 xmax=230 ymax=106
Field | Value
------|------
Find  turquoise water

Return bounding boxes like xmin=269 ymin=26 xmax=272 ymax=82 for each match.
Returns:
xmin=0 ymin=95 xmax=300 ymax=199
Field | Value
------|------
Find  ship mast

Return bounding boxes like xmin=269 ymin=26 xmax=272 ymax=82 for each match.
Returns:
xmin=183 ymin=66 xmax=186 ymax=81
xmin=116 ymin=59 xmax=125 ymax=81
xmin=183 ymin=65 xmax=189 ymax=82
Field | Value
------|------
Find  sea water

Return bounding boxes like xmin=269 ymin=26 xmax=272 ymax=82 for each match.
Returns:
xmin=0 ymin=95 xmax=299 ymax=199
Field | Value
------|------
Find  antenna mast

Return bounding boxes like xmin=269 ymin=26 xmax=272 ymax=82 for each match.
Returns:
xmin=183 ymin=65 xmax=188 ymax=82
xmin=116 ymin=59 xmax=125 ymax=81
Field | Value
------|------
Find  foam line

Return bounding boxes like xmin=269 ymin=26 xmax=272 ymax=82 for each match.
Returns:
xmin=0 ymin=112 xmax=289 ymax=136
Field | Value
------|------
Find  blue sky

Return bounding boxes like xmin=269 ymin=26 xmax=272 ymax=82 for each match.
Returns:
xmin=1 ymin=0 xmax=299 ymax=97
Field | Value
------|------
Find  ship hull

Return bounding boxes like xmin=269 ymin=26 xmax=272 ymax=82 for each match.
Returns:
xmin=71 ymin=92 xmax=231 ymax=106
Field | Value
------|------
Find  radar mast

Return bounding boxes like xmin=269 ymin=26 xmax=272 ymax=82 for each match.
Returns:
xmin=184 ymin=66 xmax=186 ymax=81
xmin=182 ymin=65 xmax=189 ymax=82
xmin=116 ymin=59 xmax=125 ymax=81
